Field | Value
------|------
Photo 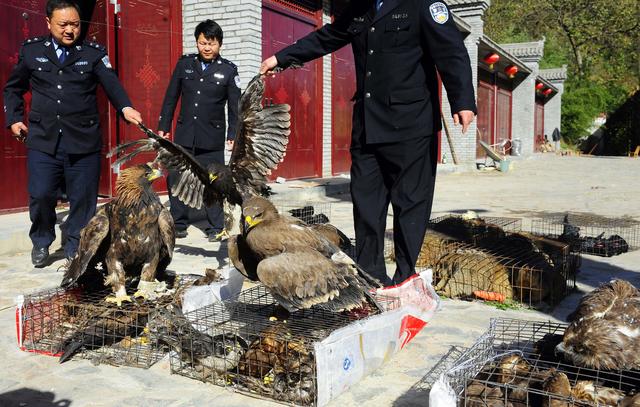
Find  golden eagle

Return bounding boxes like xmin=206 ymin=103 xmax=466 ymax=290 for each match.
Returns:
xmin=60 ymin=164 xmax=175 ymax=306
xmin=229 ymin=196 xmax=381 ymax=313
xmin=108 ymin=75 xmax=291 ymax=237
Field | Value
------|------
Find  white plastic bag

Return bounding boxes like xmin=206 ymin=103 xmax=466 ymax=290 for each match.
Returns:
xmin=180 ymin=266 xmax=244 ymax=314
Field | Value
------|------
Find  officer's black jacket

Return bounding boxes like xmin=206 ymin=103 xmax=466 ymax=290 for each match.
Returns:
xmin=275 ymin=0 xmax=477 ymax=143
xmin=158 ymin=54 xmax=240 ymax=151
xmin=3 ymin=36 xmax=132 ymax=154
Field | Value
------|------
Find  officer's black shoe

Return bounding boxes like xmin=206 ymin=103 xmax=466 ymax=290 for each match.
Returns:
xmin=175 ymin=229 xmax=188 ymax=239
xmin=31 ymin=247 xmax=49 ymax=268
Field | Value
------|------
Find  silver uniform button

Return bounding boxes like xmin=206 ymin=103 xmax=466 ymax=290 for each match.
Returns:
xmin=194 ymin=116 xmax=197 ymax=119
xmin=197 ymin=90 xmax=201 ymax=94
xmin=368 ymin=49 xmax=374 ymax=55
xmin=194 ymin=103 xmax=198 ymax=107
xmin=57 ymin=84 xmax=62 ymax=89
xmin=365 ymin=92 xmax=371 ymax=98
xmin=58 ymin=70 xmax=63 ymax=75
xmin=57 ymin=100 xmax=61 ymax=104
xmin=366 ymin=71 xmax=372 ymax=77
xmin=216 ymin=81 xmax=220 ymax=85
xmin=56 ymin=114 xmax=60 ymax=119
xmin=371 ymin=27 xmax=375 ymax=32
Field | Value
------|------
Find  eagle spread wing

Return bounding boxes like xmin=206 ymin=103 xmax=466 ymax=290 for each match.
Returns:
xmin=229 ymin=75 xmax=291 ymax=197
xmin=60 ymin=205 xmax=110 ymax=288
xmin=107 ymin=124 xmax=217 ymax=210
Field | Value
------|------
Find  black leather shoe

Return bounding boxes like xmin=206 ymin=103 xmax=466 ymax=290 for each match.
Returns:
xmin=175 ymin=229 xmax=188 ymax=239
xmin=31 ymin=247 xmax=49 ymax=268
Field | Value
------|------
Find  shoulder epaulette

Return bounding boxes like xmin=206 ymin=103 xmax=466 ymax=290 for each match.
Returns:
xmin=181 ymin=53 xmax=198 ymax=59
xmin=221 ymin=58 xmax=237 ymax=68
xmin=23 ymin=36 xmax=46 ymax=46
xmin=83 ymin=41 xmax=106 ymax=51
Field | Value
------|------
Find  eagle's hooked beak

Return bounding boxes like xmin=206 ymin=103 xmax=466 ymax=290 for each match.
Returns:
xmin=147 ymin=168 xmax=163 ymax=182
xmin=244 ymin=215 xmax=262 ymax=230
xmin=209 ymin=173 xmax=218 ymax=182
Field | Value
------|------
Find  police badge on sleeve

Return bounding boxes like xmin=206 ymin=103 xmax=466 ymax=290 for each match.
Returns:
xmin=429 ymin=2 xmax=449 ymax=24
xmin=101 ymin=55 xmax=112 ymax=68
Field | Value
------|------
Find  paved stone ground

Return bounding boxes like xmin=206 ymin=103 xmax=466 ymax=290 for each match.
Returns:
xmin=0 ymin=154 xmax=639 ymax=406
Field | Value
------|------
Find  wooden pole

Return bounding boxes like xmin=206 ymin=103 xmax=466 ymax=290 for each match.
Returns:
xmin=441 ymin=116 xmax=459 ymax=165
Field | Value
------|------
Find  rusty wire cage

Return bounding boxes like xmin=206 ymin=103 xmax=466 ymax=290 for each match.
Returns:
xmin=167 ymin=284 xmax=398 ymax=406
xmin=17 ymin=277 xmax=192 ymax=368
xmin=421 ymin=235 xmax=575 ymax=307
xmin=529 ymin=213 xmax=640 ymax=256
xmin=435 ymin=318 xmax=640 ymax=406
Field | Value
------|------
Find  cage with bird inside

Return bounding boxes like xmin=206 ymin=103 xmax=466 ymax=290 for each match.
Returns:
xmin=529 ymin=213 xmax=639 ymax=257
xmin=165 ymin=284 xmax=401 ymax=406
xmin=387 ymin=219 xmax=576 ymax=308
xmin=430 ymin=318 xmax=640 ymax=407
xmin=15 ymin=274 xmax=198 ymax=368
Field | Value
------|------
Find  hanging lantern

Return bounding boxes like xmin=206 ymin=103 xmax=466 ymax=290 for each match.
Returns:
xmin=504 ymin=64 xmax=518 ymax=78
xmin=483 ymin=52 xmax=500 ymax=70
xmin=535 ymin=82 xmax=544 ymax=90
xmin=542 ymin=88 xmax=553 ymax=96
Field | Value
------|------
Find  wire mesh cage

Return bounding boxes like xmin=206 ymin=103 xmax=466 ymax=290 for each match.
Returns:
xmin=166 ymin=284 xmax=398 ymax=406
xmin=436 ymin=318 xmax=640 ymax=407
xmin=17 ymin=278 xmax=191 ymax=368
xmin=273 ymin=201 xmax=333 ymax=225
xmin=421 ymin=233 xmax=575 ymax=307
xmin=529 ymin=214 xmax=640 ymax=256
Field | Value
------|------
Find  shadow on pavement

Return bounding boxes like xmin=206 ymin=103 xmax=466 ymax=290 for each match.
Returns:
xmin=0 ymin=388 xmax=71 ymax=407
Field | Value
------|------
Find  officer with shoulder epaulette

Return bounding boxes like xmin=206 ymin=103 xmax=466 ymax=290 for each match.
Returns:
xmin=3 ymin=0 xmax=143 ymax=268
xmin=158 ymin=19 xmax=240 ymax=242
xmin=261 ymin=0 xmax=477 ymax=286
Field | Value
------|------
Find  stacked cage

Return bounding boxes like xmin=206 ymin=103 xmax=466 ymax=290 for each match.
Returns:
xmin=530 ymin=213 xmax=639 ymax=257
xmin=17 ymin=279 xmax=190 ymax=368
xmin=386 ymin=215 xmax=576 ymax=307
xmin=435 ymin=318 xmax=640 ymax=406
xmin=167 ymin=284 xmax=397 ymax=406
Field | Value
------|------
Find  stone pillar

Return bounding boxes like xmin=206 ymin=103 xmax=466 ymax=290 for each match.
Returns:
xmin=500 ymin=40 xmax=545 ymax=156
xmin=322 ymin=0 xmax=333 ymax=177
xmin=443 ymin=1 xmax=490 ymax=166
xmin=540 ymin=65 xmax=568 ymax=142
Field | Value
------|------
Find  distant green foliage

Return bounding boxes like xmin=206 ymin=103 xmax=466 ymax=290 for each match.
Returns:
xmin=484 ymin=0 xmax=639 ymax=149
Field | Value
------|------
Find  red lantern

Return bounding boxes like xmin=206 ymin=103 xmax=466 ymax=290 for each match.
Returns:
xmin=504 ymin=64 xmax=518 ymax=78
xmin=483 ymin=52 xmax=500 ymax=70
xmin=535 ymin=82 xmax=544 ymax=90
xmin=543 ymin=88 xmax=553 ymax=96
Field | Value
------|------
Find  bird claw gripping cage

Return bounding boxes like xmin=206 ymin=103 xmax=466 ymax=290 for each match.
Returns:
xmin=16 ymin=275 xmax=195 ymax=368
xmin=529 ymin=213 xmax=640 ymax=257
xmin=386 ymin=215 xmax=577 ymax=307
xmin=166 ymin=284 xmax=399 ymax=406
xmin=431 ymin=318 xmax=640 ymax=407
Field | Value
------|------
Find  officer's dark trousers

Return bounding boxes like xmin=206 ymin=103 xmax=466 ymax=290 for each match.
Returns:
xmin=350 ymin=131 xmax=438 ymax=287
xmin=167 ymin=147 xmax=224 ymax=234
xmin=27 ymin=144 xmax=101 ymax=258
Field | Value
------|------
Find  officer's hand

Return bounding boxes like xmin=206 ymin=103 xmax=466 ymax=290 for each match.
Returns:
xmin=158 ymin=131 xmax=170 ymax=139
xmin=453 ymin=110 xmax=475 ymax=134
xmin=226 ymin=140 xmax=234 ymax=151
xmin=122 ymin=107 xmax=143 ymax=125
xmin=260 ymin=56 xmax=279 ymax=75
xmin=10 ymin=122 xmax=28 ymax=143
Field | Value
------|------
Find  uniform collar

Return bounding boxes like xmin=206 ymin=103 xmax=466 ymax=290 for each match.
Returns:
xmin=194 ymin=54 xmax=223 ymax=77
xmin=371 ymin=0 xmax=400 ymax=24
xmin=47 ymin=36 xmax=82 ymax=67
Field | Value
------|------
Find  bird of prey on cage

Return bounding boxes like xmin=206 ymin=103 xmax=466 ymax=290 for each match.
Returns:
xmin=229 ymin=195 xmax=381 ymax=313
xmin=108 ymin=74 xmax=291 ymax=239
xmin=556 ymin=279 xmax=640 ymax=370
xmin=60 ymin=164 xmax=175 ymax=306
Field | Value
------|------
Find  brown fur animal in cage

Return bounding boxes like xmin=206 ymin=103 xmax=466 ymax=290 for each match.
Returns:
xmin=463 ymin=380 xmax=508 ymax=407
xmin=433 ymin=249 xmax=513 ymax=301
xmin=431 ymin=215 xmax=506 ymax=245
xmin=541 ymin=369 xmax=572 ymax=407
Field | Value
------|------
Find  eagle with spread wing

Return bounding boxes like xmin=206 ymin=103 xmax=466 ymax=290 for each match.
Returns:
xmin=60 ymin=164 xmax=175 ymax=306
xmin=229 ymin=196 xmax=381 ymax=313
xmin=108 ymin=75 xmax=291 ymax=237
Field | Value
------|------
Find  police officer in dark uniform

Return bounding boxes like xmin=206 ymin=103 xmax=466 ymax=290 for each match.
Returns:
xmin=158 ymin=19 xmax=240 ymax=242
xmin=3 ymin=0 xmax=142 ymax=267
xmin=261 ymin=0 xmax=476 ymax=286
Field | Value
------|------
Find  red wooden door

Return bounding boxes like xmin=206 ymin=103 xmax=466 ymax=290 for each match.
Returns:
xmin=0 ymin=0 xmax=48 ymax=212
xmin=534 ymin=101 xmax=544 ymax=151
xmin=476 ymin=80 xmax=494 ymax=158
xmin=114 ymin=0 xmax=182 ymax=194
xmin=331 ymin=45 xmax=354 ymax=175
xmin=495 ymin=87 xmax=512 ymax=152
xmin=262 ymin=1 xmax=322 ymax=180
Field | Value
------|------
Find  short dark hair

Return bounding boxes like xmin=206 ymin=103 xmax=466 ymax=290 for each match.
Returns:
xmin=194 ymin=19 xmax=223 ymax=44
xmin=46 ymin=0 xmax=81 ymax=18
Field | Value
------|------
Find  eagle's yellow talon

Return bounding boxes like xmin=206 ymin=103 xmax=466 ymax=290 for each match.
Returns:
xmin=105 ymin=294 xmax=132 ymax=307
xmin=215 ymin=230 xmax=229 ymax=240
